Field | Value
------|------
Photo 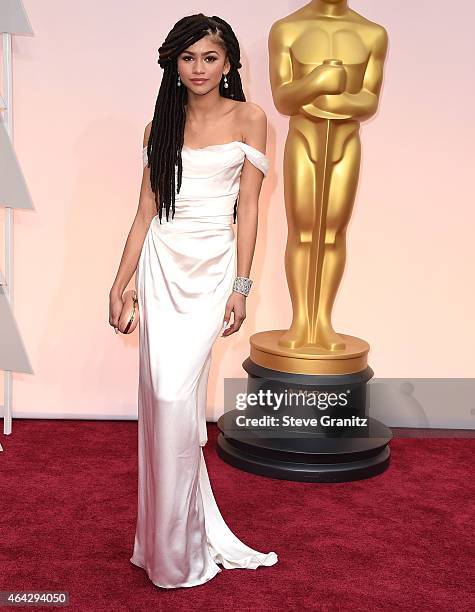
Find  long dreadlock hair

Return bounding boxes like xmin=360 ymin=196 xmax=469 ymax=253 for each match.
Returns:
xmin=146 ymin=13 xmax=246 ymax=224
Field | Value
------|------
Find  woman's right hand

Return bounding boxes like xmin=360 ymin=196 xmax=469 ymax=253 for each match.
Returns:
xmin=109 ymin=289 xmax=124 ymax=333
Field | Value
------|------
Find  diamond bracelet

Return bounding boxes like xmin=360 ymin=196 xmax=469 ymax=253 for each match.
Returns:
xmin=233 ymin=276 xmax=253 ymax=297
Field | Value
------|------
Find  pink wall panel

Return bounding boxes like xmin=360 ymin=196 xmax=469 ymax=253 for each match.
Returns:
xmin=4 ymin=1 xmax=474 ymax=420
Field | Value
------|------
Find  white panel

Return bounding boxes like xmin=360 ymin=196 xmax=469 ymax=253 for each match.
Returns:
xmin=0 ymin=0 xmax=33 ymax=35
xmin=0 ymin=283 xmax=33 ymax=373
xmin=0 ymin=120 xmax=35 ymax=210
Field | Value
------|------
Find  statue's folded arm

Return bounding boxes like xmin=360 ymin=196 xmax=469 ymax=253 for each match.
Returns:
xmin=308 ymin=27 xmax=389 ymax=121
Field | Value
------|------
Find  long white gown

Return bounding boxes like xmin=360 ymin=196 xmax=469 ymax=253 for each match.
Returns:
xmin=130 ymin=140 xmax=278 ymax=589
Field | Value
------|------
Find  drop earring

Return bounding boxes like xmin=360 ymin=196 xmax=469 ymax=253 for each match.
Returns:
xmin=177 ymin=74 xmax=181 ymax=87
xmin=223 ymin=74 xmax=229 ymax=89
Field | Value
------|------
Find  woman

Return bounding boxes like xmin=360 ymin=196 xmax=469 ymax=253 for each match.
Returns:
xmin=109 ymin=13 xmax=278 ymax=589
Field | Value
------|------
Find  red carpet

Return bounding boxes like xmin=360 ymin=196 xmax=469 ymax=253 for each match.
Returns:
xmin=1 ymin=420 xmax=473 ymax=611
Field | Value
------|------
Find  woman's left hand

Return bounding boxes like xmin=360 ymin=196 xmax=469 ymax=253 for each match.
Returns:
xmin=222 ymin=291 xmax=247 ymax=337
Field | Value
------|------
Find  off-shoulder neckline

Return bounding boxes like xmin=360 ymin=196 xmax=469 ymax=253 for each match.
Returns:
xmin=142 ymin=141 xmax=266 ymax=157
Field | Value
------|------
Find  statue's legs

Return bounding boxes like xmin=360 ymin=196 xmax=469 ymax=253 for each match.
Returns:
xmin=314 ymin=131 xmax=361 ymax=349
xmin=279 ymin=120 xmax=362 ymax=351
xmin=278 ymin=126 xmax=316 ymax=349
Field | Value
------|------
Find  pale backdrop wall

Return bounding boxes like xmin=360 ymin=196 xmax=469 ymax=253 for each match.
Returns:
xmin=2 ymin=1 xmax=474 ymax=426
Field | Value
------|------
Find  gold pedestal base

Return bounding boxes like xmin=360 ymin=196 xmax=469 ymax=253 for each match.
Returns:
xmin=249 ymin=330 xmax=370 ymax=375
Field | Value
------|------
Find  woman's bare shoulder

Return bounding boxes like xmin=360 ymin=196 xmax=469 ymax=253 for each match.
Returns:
xmin=235 ymin=102 xmax=267 ymax=147
xmin=235 ymin=100 xmax=267 ymax=123
xmin=143 ymin=121 xmax=152 ymax=148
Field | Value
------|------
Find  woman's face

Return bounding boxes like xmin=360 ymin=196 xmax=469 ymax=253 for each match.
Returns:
xmin=177 ymin=36 xmax=230 ymax=95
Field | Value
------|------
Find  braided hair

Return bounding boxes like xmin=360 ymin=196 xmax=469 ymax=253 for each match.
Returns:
xmin=146 ymin=13 xmax=246 ymax=224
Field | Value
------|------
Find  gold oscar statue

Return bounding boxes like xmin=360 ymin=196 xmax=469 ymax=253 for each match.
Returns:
xmin=250 ymin=0 xmax=388 ymax=376
xmin=217 ymin=1 xmax=392 ymax=482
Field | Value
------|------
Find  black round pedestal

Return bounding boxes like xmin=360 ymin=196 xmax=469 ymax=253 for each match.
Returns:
xmin=216 ymin=359 xmax=392 ymax=483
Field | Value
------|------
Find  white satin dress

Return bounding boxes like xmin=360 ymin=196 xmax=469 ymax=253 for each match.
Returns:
xmin=130 ymin=141 xmax=278 ymax=589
